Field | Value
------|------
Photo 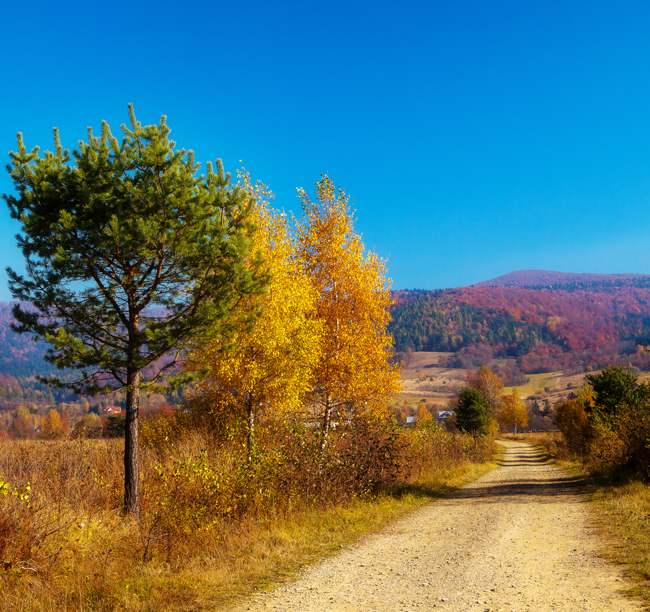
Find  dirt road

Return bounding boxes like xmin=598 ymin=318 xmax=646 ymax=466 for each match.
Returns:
xmin=231 ymin=440 xmax=642 ymax=611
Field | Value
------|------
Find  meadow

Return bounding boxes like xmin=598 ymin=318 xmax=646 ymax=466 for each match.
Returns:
xmin=397 ymin=350 xmax=582 ymax=411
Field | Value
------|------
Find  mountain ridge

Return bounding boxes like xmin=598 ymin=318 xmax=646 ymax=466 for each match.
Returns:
xmin=3 ymin=270 xmax=650 ymax=382
xmin=472 ymin=269 xmax=650 ymax=289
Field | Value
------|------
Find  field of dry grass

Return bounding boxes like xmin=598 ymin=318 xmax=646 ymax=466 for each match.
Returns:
xmin=399 ymin=351 xmax=467 ymax=407
xmin=398 ymin=351 xmax=583 ymax=408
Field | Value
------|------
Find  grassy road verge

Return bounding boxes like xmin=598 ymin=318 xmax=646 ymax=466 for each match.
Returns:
xmin=587 ymin=477 xmax=650 ymax=604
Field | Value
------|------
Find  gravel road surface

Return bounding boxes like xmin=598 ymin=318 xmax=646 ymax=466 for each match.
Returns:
xmin=231 ymin=440 xmax=642 ymax=612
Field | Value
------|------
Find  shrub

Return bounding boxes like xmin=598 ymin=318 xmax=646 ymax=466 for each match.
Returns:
xmin=588 ymin=405 xmax=650 ymax=477
xmin=555 ymin=368 xmax=650 ymax=479
xmin=74 ymin=413 xmax=103 ymax=438
xmin=555 ymin=398 xmax=590 ymax=456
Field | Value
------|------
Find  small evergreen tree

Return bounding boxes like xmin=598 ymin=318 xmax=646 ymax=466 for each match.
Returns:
xmin=3 ymin=106 xmax=266 ymax=515
xmin=455 ymin=387 xmax=489 ymax=438
xmin=585 ymin=366 xmax=650 ymax=416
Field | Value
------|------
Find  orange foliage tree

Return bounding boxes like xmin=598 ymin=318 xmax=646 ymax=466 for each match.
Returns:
xmin=465 ymin=366 xmax=504 ymax=434
xmin=554 ymin=385 xmax=594 ymax=455
xmin=41 ymin=409 xmax=64 ymax=439
xmin=10 ymin=406 xmax=39 ymax=438
xmin=296 ymin=175 xmax=401 ymax=458
xmin=497 ymin=389 xmax=528 ymax=435
xmin=467 ymin=366 xmax=504 ymax=413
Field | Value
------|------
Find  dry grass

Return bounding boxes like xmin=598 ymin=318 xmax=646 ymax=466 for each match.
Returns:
xmin=587 ymin=478 xmax=650 ymax=605
xmin=0 ymin=420 xmax=497 ymax=611
xmin=107 ymin=461 xmax=498 ymax=612
xmin=503 ymin=372 xmax=559 ymax=397
xmin=398 ymin=352 xmax=582 ymax=406
xmin=399 ymin=351 xmax=466 ymax=402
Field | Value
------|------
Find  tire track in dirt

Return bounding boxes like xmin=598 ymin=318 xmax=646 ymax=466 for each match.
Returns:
xmin=230 ymin=440 xmax=643 ymax=612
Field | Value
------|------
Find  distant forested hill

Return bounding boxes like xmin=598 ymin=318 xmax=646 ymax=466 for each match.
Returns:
xmin=0 ymin=303 xmax=180 ymax=412
xmin=390 ymin=274 xmax=650 ymax=374
xmin=0 ymin=302 xmax=59 ymax=377
xmin=0 ymin=303 xmax=169 ymax=379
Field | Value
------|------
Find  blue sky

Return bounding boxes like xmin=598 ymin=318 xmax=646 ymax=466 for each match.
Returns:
xmin=2 ymin=0 xmax=650 ymax=302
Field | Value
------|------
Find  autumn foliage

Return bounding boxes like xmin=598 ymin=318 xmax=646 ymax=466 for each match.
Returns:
xmin=454 ymin=366 xmax=529 ymax=436
xmin=555 ymin=388 xmax=593 ymax=455
xmin=497 ymin=389 xmax=529 ymax=435
xmin=187 ymin=173 xmax=321 ymax=456
xmin=390 ymin=284 xmax=650 ymax=376
xmin=296 ymin=176 xmax=401 ymax=455
xmin=0 ymin=412 xmax=493 ymax=610
xmin=555 ymin=367 xmax=650 ymax=477
xmin=185 ymin=174 xmax=400 ymax=464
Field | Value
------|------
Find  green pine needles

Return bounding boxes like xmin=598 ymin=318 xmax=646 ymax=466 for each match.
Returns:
xmin=455 ymin=387 xmax=490 ymax=438
xmin=3 ymin=105 xmax=267 ymax=514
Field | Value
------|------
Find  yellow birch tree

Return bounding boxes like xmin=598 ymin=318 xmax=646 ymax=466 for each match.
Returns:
xmin=497 ymin=388 xmax=529 ymax=435
xmin=41 ymin=409 xmax=63 ymax=439
xmin=417 ymin=403 xmax=433 ymax=423
xmin=188 ymin=173 xmax=322 ymax=457
xmin=467 ymin=366 xmax=504 ymax=413
xmin=296 ymin=175 xmax=401 ymax=458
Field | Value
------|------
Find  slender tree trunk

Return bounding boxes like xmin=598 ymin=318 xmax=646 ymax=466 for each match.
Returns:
xmin=318 ymin=396 xmax=332 ymax=474
xmin=247 ymin=393 xmax=255 ymax=460
xmin=124 ymin=305 xmax=141 ymax=517
xmin=124 ymin=367 xmax=140 ymax=516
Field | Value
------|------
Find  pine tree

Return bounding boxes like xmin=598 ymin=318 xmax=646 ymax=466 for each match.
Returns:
xmin=3 ymin=106 xmax=266 ymax=515
xmin=455 ymin=387 xmax=489 ymax=438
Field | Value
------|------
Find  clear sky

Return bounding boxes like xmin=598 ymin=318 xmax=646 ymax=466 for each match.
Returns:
xmin=2 ymin=0 xmax=650 ymax=302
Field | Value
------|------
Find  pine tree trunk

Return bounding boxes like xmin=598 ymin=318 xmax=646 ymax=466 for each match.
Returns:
xmin=124 ymin=367 xmax=140 ymax=516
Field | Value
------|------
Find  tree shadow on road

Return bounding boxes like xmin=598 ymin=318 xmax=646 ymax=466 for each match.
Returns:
xmin=392 ymin=473 xmax=587 ymax=504
xmin=448 ymin=476 xmax=588 ymax=504
xmin=391 ymin=445 xmax=586 ymax=504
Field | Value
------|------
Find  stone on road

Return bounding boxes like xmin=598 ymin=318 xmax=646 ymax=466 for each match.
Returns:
xmin=230 ymin=440 xmax=642 ymax=612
